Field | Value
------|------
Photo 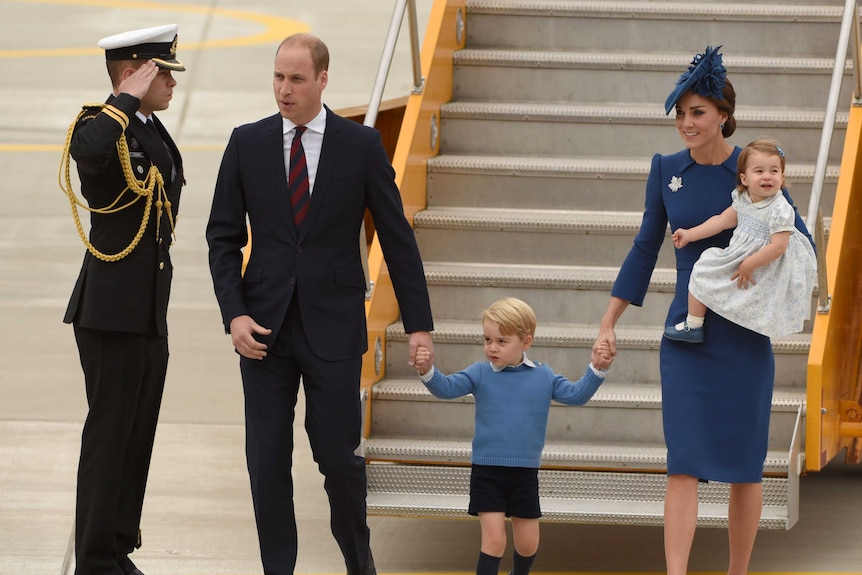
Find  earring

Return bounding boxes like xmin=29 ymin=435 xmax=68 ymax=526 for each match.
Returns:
xmin=720 ymin=123 xmax=725 ymax=130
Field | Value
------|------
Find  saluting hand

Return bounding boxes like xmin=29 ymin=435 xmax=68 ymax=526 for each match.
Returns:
xmin=118 ymin=60 xmax=159 ymax=100
xmin=230 ymin=314 xmax=272 ymax=360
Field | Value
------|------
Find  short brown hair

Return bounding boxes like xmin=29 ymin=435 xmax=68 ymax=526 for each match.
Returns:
xmin=277 ymin=33 xmax=329 ymax=78
xmin=105 ymin=59 xmax=144 ymax=89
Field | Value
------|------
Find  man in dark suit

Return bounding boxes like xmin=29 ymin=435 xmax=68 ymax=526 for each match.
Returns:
xmin=62 ymin=24 xmax=185 ymax=575
xmin=206 ymin=33 xmax=434 ymax=575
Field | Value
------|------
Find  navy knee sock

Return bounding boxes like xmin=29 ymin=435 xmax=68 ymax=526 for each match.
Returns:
xmin=476 ymin=551 xmax=502 ymax=575
xmin=512 ymin=550 xmax=536 ymax=575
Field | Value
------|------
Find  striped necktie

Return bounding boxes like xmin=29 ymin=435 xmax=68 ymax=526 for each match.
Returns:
xmin=288 ymin=126 xmax=310 ymax=226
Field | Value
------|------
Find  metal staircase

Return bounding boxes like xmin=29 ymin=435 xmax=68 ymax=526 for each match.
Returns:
xmin=364 ymin=0 xmax=845 ymax=529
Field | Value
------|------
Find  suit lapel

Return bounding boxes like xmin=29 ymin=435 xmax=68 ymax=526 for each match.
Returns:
xmin=128 ymin=116 xmax=173 ymax=184
xmin=259 ymin=114 xmax=297 ymax=235
xmin=152 ymin=114 xmax=183 ymax=182
xmin=299 ymin=106 xmax=340 ymax=239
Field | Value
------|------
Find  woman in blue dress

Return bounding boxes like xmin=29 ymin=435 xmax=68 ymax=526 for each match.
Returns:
xmin=591 ymin=46 xmax=812 ymax=575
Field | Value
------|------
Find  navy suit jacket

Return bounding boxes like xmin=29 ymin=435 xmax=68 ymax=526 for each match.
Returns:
xmin=206 ymin=106 xmax=433 ymax=361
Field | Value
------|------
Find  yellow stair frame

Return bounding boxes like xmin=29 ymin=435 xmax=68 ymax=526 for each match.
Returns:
xmin=807 ymin=102 xmax=862 ymax=470
xmin=360 ymin=0 xmax=466 ymax=436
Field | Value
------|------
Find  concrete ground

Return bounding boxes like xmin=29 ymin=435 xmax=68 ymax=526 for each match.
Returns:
xmin=1 ymin=1 xmax=861 ymax=574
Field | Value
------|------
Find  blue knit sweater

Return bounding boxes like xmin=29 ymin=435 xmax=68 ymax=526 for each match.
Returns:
xmin=420 ymin=359 xmax=605 ymax=468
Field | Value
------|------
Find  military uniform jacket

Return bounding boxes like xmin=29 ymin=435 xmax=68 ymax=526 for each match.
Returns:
xmin=64 ymin=93 xmax=184 ymax=336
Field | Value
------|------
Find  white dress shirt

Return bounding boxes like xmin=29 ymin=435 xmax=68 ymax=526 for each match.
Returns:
xmin=282 ymin=107 xmax=327 ymax=196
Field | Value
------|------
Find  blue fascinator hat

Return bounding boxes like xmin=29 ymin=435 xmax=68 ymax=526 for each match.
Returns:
xmin=664 ymin=46 xmax=727 ymax=115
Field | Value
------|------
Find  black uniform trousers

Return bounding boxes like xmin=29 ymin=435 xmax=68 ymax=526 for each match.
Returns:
xmin=239 ymin=295 xmax=372 ymax=575
xmin=73 ymin=326 xmax=168 ymax=575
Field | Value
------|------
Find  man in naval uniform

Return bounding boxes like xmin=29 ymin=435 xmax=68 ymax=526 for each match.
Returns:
xmin=62 ymin=24 xmax=185 ymax=575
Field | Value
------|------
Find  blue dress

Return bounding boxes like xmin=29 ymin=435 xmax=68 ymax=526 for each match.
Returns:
xmin=612 ymin=148 xmax=812 ymax=483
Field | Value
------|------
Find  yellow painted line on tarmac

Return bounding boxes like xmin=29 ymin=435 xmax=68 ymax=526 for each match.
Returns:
xmin=0 ymin=0 xmax=308 ymax=58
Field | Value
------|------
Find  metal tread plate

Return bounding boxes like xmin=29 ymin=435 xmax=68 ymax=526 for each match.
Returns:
xmin=454 ymin=48 xmax=848 ymax=74
xmin=422 ymin=261 xmax=677 ymax=291
xmin=427 ymin=154 xmax=839 ymax=182
xmin=440 ymin=101 xmax=847 ymax=127
xmin=363 ymin=437 xmax=792 ymax=473
xmin=373 ymin=376 xmax=805 ymax=410
xmin=465 ymin=1 xmax=840 ymax=22
xmin=414 ymin=206 xmax=646 ymax=233
xmin=366 ymin=464 xmax=791 ymax=507
xmin=385 ymin=320 xmax=812 ymax=354
xmin=366 ymin=491 xmax=789 ymax=529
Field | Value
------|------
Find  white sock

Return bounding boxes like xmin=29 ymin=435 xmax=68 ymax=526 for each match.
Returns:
xmin=674 ymin=314 xmax=704 ymax=331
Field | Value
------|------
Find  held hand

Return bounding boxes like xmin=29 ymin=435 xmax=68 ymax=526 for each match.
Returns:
xmin=413 ymin=346 xmax=432 ymax=375
xmin=731 ymin=259 xmax=757 ymax=289
xmin=118 ymin=60 xmax=159 ymax=100
xmin=408 ymin=331 xmax=434 ymax=368
xmin=591 ymin=341 xmax=614 ymax=371
xmin=229 ymin=314 xmax=272 ymax=360
xmin=593 ymin=324 xmax=618 ymax=358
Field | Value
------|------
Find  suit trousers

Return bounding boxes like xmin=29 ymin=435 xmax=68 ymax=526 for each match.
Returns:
xmin=73 ymin=326 xmax=168 ymax=575
xmin=239 ymin=296 xmax=371 ymax=575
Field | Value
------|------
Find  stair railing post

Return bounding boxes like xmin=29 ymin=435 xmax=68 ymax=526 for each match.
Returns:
xmin=806 ymin=0 xmax=860 ymax=314
xmin=361 ymin=0 xmax=425 ymax=300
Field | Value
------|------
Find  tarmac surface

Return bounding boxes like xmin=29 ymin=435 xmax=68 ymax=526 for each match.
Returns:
xmin=1 ymin=1 xmax=861 ymax=574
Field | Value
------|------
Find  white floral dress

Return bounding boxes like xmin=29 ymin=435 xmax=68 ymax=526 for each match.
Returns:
xmin=688 ymin=189 xmax=817 ymax=338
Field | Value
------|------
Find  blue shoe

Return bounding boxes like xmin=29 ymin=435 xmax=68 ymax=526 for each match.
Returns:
xmin=664 ymin=322 xmax=704 ymax=343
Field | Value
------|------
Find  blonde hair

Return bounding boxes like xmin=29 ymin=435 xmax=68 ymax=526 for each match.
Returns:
xmin=736 ymin=138 xmax=788 ymax=195
xmin=483 ymin=297 xmax=537 ymax=339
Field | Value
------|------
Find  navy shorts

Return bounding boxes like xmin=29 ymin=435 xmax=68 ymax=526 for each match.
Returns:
xmin=467 ymin=464 xmax=541 ymax=519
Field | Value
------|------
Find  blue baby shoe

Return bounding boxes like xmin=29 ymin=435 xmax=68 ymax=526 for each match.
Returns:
xmin=664 ymin=322 xmax=704 ymax=343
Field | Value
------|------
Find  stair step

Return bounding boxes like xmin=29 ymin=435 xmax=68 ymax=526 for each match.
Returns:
xmin=369 ymin=375 xmax=805 ymax=451
xmin=452 ymin=49 xmax=849 ymax=108
xmin=363 ymin=437 xmax=793 ymax=474
xmin=414 ymin=207 xmax=675 ymax=267
xmin=373 ymin=376 xmax=806 ymax=411
xmin=384 ymin=321 xmax=812 ymax=387
xmin=387 ymin=320 xmax=812 ymax=355
xmin=426 ymin=154 xmax=837 ymax=214
xmin=464 ymin=0 xmax=840 ymax=59
xmin=365 ymin=464 xmax=793 ymax=528
xmin=439 ymin=102 xmax=845 ymax=162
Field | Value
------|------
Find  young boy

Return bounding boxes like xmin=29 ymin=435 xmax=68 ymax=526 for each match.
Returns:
xmin=413 ymin=297 xmax=613 ymax=575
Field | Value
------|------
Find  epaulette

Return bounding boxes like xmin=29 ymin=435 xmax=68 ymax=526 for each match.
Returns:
xmin=79 ymin=103 xmax=104 ymax=122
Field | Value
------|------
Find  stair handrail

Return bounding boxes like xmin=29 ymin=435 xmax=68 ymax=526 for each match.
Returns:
xmin=806 ymin=0 xmax=862 ymax=314
xmin=359 ymin=0 xmax=425 ymax=299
